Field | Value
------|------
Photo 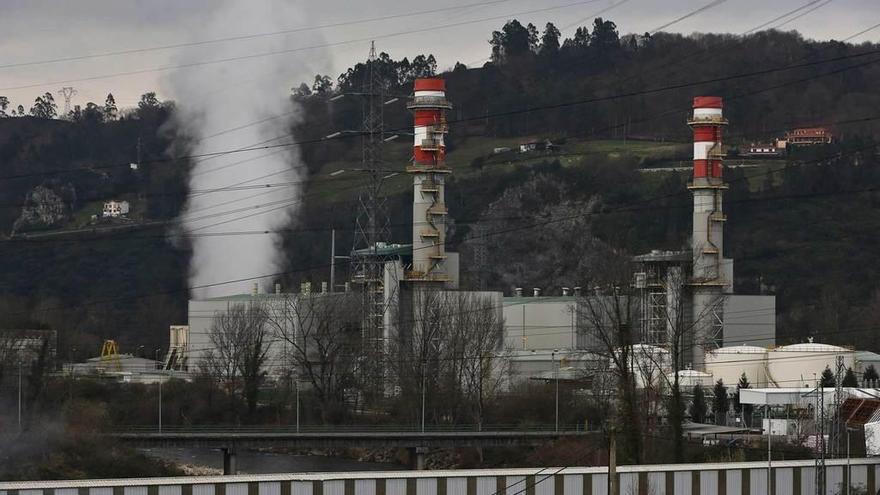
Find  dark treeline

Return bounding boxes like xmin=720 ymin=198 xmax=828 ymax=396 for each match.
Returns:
xmin=294 ymin=19 xmax=880 ymax=167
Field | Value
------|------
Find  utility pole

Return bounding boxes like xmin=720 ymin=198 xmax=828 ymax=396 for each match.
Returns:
xmin=421 ymin=359 xmax=427 ymax=433
xmin=330 ymin=229 xmax=336 ymax=293
xmin=815 ymin=375 xmax=826 ymax=495
xmin=58 ymin=87 xmax=77 ymax=116
xmin=158 ymin=376 xmax=163 ymax=433
xmin=608 ymin=429 xmax=618 ymax=495
xmin=766 ymin=405 xmax=772 ymax=495
xmin=18 ymin=359 xmax=23 ymax=432
xmin=553 ymin=349 xmax=559 ymax=432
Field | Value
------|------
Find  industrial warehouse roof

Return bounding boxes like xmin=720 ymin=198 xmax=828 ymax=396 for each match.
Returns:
xmin=196 ymin=292 xmax=348 ymax=302
xmin=503 ymin=296 xmax=577 ymax=305
xmin=198 ymin=293 xmax=293 ymax=302
xmin=740 ymin=387 xmax=880 ymax=405
xmin=632 ymin=249 xmax=691 ymax=262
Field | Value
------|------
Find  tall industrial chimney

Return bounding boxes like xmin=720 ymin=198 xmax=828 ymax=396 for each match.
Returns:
xmin=406 ymin=78 xmax=452 ymax=283
xmin=688 ymin=96 xmax=728 ymax=368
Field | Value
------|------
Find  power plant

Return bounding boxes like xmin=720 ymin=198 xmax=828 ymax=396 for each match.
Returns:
xmin=179 ymin=83 xmax=877 ymax=393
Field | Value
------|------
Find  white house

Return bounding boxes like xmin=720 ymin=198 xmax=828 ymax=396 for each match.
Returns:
xmin=103 ymin=200 xmax=130 ymax=218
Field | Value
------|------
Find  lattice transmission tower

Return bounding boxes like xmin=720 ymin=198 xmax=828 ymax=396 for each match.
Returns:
xmin=58 ymin=87 xmax=77 ymax=116
xmin=349 ymin=42 xmax=393 ymax=399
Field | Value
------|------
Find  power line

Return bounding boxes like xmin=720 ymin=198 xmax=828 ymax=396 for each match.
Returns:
xmin=4 ymin=137 xmax=876 ymax=318
xmin=743 ymin=0 xmax=828 ymax=35
xmin=5 ymin=45 xmax=878 ymax=186
xmin=0 ymin=0 xmax=519 ymax=71
xmin=648 ymin=0 xmax=727 ymax=35
xmin=0 ymin=0 xmax=606 ymax=92
xmin=8 ymin=154 xmax=880 ymax=244
xmin=773 ymin=0 xmax=835 ymax=30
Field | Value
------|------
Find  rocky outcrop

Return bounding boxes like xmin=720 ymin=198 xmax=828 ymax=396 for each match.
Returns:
xmin=11 ymin=184 xmax=76 ymax=235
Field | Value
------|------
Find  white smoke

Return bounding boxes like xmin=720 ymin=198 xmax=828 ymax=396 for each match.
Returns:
xmin=164 ymin=1 xmax=328 ymax=298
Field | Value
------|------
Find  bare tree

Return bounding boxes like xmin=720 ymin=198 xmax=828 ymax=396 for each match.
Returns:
xmin=390 ymin=289 xmax=506 ymax=426
xmin=577 ymin=255 xmax=643 ymax=463
xmin=265 ymin=291 xmax=361 ymax=423
xmin=448 ymin=292 xmax=507 ymax=427
xmin=202 ymin=302 xmax=270 ymax=420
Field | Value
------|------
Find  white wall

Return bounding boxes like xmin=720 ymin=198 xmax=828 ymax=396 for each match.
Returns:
xmin=502 ymin=298 xmax=577 ymax=351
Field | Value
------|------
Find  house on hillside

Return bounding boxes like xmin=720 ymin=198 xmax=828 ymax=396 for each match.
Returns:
xmin=518 ymin=138 xmax=562 ymax=153
xmin=102 ymin=200 xmax=130 ymax=218
xmin=783 ymin=127 xmax=833 ymax=146
xmin=741 ymin=142 xmax=782 ymax=157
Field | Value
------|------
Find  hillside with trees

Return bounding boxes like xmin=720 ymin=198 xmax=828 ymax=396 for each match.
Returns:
xmin=0 ymin=18 xmax=879 ymax=358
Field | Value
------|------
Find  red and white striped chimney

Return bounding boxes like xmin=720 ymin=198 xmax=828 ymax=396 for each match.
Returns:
xmin=688 ymin=96 xmax=729 ymax=369
xmin=406 ymin=78 xmax=452 ymax=282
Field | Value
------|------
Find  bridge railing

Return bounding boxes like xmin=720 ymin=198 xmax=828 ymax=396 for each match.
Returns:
xmin=109 ymin=423 xmax=597 ymax=434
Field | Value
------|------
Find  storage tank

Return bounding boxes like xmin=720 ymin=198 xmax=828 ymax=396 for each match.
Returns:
xmin=705 ymin=345 xmax=768 ymax=388
xmin=767 ymin=342 xmax=855 ymax=388
xmin=613 ymin=344 xmax=670 ymax=389
xmin=678 ymin=369 xmax=714 ymax=388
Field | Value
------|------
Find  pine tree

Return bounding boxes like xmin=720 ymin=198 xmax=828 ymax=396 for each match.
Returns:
xmin=735 ymin=373 xmax=752 ymax=426
xmin=842 ymin=367 xmax=858 ymax=387
xmin=540 ymin=23 xmax=561 ymax=55
xmin=864 ymin=365 xmax=879 ymax=384
xmin=689 ymin=384 xmax=707 ymax=423
xmin=820 ymin=366 xmax=836 ymax=387
xmin=712 ymin=379 xmax=729 ymax=425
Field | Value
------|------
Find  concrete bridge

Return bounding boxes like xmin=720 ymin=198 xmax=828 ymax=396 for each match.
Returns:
xmin=109 ymin=426 xmax=595 ymax=474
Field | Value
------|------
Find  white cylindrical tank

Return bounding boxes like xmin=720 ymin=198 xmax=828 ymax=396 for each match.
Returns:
xmin=678 ymin=369 xmax=714 ymax=389
xmin=613 ymin=344 xmax=671 ymax=389
xmin=767 ymin=343 xmax=855 ymax=388
xmin=705 ymin=345 xmax=768 ymax=388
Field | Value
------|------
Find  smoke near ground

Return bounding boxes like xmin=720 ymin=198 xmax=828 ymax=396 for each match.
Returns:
xmin=164 ymin=1 xmax=327 ymax=298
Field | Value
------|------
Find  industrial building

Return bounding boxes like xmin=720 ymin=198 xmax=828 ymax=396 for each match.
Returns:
xmin=504 ymin=97 xmax=776 ymax=378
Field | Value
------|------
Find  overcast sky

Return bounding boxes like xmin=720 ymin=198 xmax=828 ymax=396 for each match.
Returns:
xmin=2 ymin=0 xmax=878 ymax=111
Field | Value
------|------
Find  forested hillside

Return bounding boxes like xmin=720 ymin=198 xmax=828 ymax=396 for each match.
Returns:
xmin=1 ymin=18 xmax=880 ymax=356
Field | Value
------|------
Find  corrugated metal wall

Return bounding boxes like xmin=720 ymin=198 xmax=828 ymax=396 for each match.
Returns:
xmin=3 ymin=460 xmax=880 ymax=495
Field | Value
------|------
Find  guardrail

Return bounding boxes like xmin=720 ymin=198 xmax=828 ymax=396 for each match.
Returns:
xmin=109 ymin=423 xmax=596 ymax=434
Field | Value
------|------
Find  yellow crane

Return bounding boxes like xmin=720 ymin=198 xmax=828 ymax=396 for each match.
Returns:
xmin=100 ymin=339 xmax=122 ymax=372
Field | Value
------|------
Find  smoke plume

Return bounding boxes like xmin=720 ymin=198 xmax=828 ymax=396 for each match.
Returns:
xmin=165 ymin=1 xmax=327 ymax=298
